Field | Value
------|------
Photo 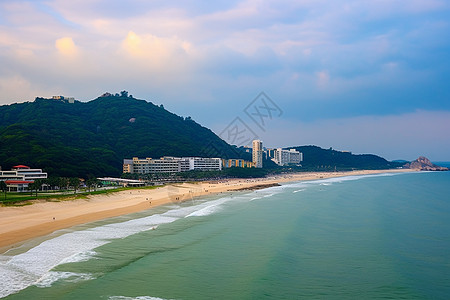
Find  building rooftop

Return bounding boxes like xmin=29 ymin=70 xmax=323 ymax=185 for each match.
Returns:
xmin=12 ymin=165 xmax=30 ymax=169
xmin=5 ymin=180 xmax=34 ymax=184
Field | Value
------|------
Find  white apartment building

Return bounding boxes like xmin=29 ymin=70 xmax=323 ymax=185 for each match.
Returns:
xmin=179 ymin=157 xmax=222 ymax=172
xmin=148 ymin=157 xmax=181 ymax=173
xmin=265 ymin=148 xmax=276 ymax=160
xmin=252 ymin=140 xmax=263 ymax=168
xmin=123 ymin=157 xmax=180 ymax=174
xmin=123 ymin=157 xmax=222 ymax=174
xmin=272 ymin=148 xmax=303 ymax=166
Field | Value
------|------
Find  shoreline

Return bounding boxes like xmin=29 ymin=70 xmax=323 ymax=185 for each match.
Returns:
xmin=0 ymin=169 xmax=414 ymax=253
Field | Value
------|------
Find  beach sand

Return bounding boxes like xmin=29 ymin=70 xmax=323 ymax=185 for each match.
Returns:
xmin=0 ymin=169 xmax=413 ymax=252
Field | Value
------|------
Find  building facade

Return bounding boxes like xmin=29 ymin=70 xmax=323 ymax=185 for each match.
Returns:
xmin=222 ymin=159 xmax=256 ymax=168
xmin=272 ymin=148 xmax=303 ymax=166
xmin=123 ymin=157 xmax=222 ymax=174
xmin=182 ymin=157 xmax=223 ymax=171
xmin=265 ymin=148 xmax=276 ymax=160
xmin=252 ymin=140 xmax=263 ymax=168
xmin=0 ymin=165 xmax=48 ymax=192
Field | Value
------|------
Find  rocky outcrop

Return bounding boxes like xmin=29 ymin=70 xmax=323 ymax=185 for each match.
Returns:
xmin=404 ymin=156 xmax=449 ymax=171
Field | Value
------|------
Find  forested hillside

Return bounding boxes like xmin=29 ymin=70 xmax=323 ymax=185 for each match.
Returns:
xmin=0 ymin=95 xmax=238 ymax=177
xmin=291 ymin=145 xmax=403 ymax=170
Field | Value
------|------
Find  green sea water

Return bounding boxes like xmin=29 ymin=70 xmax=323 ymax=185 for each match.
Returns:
xmin=1 ymin=171 xmax=450 ymax=299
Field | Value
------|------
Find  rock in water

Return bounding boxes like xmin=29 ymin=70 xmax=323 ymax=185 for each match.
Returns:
xmin=404 ymin=156 xmax=449 ymax=171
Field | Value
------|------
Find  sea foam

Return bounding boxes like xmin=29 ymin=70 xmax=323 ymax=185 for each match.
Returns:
xmin=0 ymin=214 xmax=176 ymax=298
xmin=0 ymin=192 xmax=258 ymax=298
xmin=35 ymin=271 xmax=95 ymax=288
xmin=285 ymin=172 xmax=399 ymax=190
xmin=109 ymin=296 xmax=174 ymax=300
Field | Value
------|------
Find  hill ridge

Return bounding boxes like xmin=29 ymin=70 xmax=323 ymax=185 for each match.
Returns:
xmin=0 ymin=95 xmax=237 ymax=177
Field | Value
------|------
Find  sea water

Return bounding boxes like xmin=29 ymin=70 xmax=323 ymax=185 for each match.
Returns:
xmin=1 ymin=170 xmax=450 ymax=299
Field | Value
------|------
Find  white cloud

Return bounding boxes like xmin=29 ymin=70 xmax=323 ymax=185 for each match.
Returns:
xmin=121 ymin=31 xmax=191 ymax=60
xmin=55 ymin=37 xmax=78 ymax=56
xmin=0 ymin=75 xmax=46 ymax=104
xmin=0 ymin=0 xmax=448 ymax=146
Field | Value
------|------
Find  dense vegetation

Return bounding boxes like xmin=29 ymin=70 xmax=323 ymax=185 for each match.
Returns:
xmin=0 ymin=94 xmax=402 ymax=179
xmin=0 ymin=94 xmax=240 ymax=177
xmin=291 ymin=145 xmax=403 ymax=170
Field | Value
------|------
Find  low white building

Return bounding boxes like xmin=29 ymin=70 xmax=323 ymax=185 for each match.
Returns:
xmin=98 ymin=177 xmax=145 ymax=187
xmin=272 ymin=149 xmax=303 ymax=166
xmin=180 ymin=157 xmax=223 ymax=171
xmin=0 ymin=165 xmax=48 ymax=191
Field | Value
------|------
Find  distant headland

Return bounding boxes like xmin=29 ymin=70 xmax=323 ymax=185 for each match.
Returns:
xmin=403 ymin=156 xmax=449 ymax=171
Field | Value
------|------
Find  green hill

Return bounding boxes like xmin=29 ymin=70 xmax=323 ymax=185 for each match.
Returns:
xmin=291 ymin=145 xmax=402 ymax=170
xmin=0 ymin=94 xmax=238 ymax=177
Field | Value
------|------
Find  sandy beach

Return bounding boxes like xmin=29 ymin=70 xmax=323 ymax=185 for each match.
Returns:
xmin=0 ymin=169 xmax=413 ymax=253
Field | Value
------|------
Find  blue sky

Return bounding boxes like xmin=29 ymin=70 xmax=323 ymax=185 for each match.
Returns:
xmin=1 ymin=0 xmax=449 ymax=160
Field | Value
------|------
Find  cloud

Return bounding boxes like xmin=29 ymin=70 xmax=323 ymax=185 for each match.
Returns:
xmin=55 ymin=37 xmax=78 ymax=56
xmin=364 ymin=0 xmax=447 ymax=16
xmin=0 ymin=0 xmax=448 ymax=150
xmin=0 ymin=75 xmax=47 ymax=104
xmin=118 ymin=30 xmax=195 ymax=84
xmin=121 ymin=31 xmax=191 ymax=60
xmin=122 ymin=31 xmax=143 ymax=56
xmin=316 ymin=71 xmax=330 ymax=88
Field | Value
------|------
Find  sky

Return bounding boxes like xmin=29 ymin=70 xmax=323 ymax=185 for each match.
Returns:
xmin=1 ymin=0 xmax=449 ymax=161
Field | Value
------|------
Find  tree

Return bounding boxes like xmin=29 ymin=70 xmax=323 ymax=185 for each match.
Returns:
xmin=0 ymin=181 xmax=7 ymax=202
xmin=59 ymin=177 xmax=69 ymax=191
xmin=47 ymin=176 xmax=60 ymax=190
xmin=69 ymin=177 xmax=80 ymax=194
xmin=120 ymin=90 xmax=128 ymax=97
xmin=0 ymin=96 xmax=243 ymax=178
xmin=28 ymin=181 xmax=41 ymax=197
xmin=34 ymin=179 xmax=47 ymax=195
xmin=86 ymin=177 xmax=99 ymax=192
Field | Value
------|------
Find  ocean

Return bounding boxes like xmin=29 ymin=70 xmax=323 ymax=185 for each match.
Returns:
xmin=1 ymin=170 xmax=450 ymax=299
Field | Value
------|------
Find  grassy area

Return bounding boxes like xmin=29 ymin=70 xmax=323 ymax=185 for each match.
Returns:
xmin=0 ymin=185 xmax=160 ymax=206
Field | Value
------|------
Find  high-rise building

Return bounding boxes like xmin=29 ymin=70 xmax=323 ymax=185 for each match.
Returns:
xmin=252 ymin=140 xmax=263 ymax=168
xmin=265 ymin=148 xmax=276 ymax=159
